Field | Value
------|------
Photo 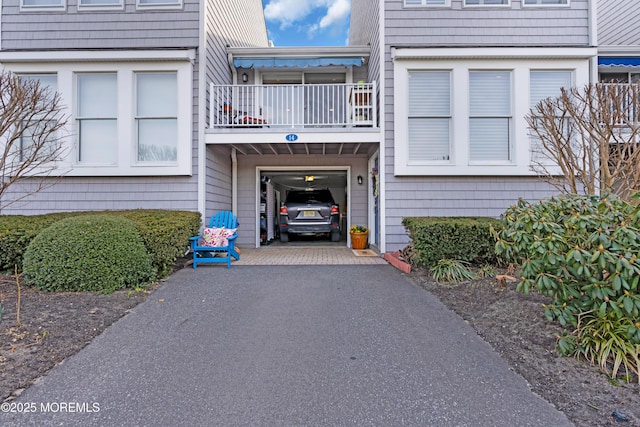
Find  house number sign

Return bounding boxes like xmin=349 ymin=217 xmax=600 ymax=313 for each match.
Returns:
xmin=285 ymin=134 xmax=298 ymax=142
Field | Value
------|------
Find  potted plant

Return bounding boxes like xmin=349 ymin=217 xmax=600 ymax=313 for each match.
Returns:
xmin=350 ymin=225 xmax=368 ymax=250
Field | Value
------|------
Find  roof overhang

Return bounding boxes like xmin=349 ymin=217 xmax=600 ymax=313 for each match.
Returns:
xmin=228 ymin=46 xmax=370 ymax=70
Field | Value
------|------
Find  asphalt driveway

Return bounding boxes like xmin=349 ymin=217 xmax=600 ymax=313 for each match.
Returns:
xmin=2 ymin=265 xmax=572 ymax=426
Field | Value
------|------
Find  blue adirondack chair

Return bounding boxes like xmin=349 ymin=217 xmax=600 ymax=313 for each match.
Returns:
xmin=189 ymin=211 xmax=240 ymax=269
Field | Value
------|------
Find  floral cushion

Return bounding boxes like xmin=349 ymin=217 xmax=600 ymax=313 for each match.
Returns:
xmin=201 ymin=227 xmax=236 ymax=247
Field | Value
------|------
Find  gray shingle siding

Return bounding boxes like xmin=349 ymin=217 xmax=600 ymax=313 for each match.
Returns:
xmin=1 ymin=0 xmax=200 ymax=50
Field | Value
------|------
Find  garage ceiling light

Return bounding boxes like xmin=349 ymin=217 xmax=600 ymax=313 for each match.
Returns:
xmin=305 ymin=175 xmax=314 ymax=182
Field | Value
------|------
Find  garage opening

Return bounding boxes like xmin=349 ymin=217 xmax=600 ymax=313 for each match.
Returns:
xmin=259 ymin=169 xmax=348 ymax=246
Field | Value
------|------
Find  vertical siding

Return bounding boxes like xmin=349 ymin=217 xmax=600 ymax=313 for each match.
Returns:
xmin=234 ymin=155 xmax=369 ymax=248
xmin=1 ymin=0 xmax=200 ymax=50
xmin=598 ymin=0 xmax=640 ymax=46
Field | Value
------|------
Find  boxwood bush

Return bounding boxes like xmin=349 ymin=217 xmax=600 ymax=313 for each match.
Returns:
xmin=402 ymin=217 xmax=502 ymax=268
xmin=23 ymin=215 xmax=155 ymax=293
xmin=0 ymin=210 xmax=201 ymax=276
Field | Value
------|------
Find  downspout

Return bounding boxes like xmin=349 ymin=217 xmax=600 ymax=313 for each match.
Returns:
xmin=197 ymin=0 xmax=206 ymax=223
xmin=231 ymin=148 xmax=238 ymax=214
xmin=378 ymin=0 xmax=387 ymax=254
xmin=588 ymin=0 xmax=598 ymax=83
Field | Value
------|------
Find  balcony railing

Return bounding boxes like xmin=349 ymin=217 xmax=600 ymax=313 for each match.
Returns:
xmin=210 ymin=82 xmax=376 ymax=129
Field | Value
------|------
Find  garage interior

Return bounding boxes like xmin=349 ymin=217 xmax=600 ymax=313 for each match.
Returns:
xmin=259 ymin=170 xmax=348 ymax=246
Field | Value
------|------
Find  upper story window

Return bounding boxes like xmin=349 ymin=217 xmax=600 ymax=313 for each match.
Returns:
xmin=78 ymin=0 xmax=123 ymax=9
xmin=523 ymin=0 xmax=569 ymax=5
xmin=465 ymin=0 xmax=510 ymax=5
xmin=137 ymin=0 xmax=182 ymax=9
xmin=405 ymin=0 xmax=450 ymax=6
xmin=20 ymin=0 xmax=64 ymax=10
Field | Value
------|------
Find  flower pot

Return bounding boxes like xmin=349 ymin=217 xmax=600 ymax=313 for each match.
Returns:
xmin=350 ymin=231 xmax=368 ymax=250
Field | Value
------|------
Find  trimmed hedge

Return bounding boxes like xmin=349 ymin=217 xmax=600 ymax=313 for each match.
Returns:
xmin=0 ymin=210 xmax=201 ymax=276
xmin=402 ymin=216 xmax=502 ymax=268
xmin=23 ymin=215 xmax=155 ymax=293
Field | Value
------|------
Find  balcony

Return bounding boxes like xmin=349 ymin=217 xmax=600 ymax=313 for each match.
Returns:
xmin=209 ymin=82 xmax=377 ymax=130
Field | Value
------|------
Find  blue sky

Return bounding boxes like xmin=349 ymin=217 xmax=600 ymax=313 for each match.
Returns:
xmin=262 ymin=0 xmax=351 ymax=47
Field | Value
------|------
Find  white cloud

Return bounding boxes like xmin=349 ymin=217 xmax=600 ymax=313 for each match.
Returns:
xmin=264 ymin=0 xmax=350 ymax=32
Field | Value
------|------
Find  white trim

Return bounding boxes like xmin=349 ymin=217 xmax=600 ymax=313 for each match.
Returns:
xmin=77 ymin=0 xmax=124 ymax=11
xmin=0 ymin=49 xmax=196 ymax=63
xmin=136 ymin=0 xmax=183 ymax=10
xmin=197 ymin=0 xmax=206 ymax=223
xmin=404 ymin=0 xmax=451 ymax=7
xmin=378 ymin=0 xmax=386 ymax=254
xmin=392 ymin=47 xmax=598 ymax=61
xmin=393 ymin=53 xmax=592 ymax=176
xmin=19 ymin=0 xmax=65 ymax=11
xmin=2 ymin=58 xmax=194 ymax=177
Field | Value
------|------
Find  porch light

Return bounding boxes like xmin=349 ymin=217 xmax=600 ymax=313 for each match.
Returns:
xmin=357 ymin=175 xmax=363 ymax=185
xmin=242 ymin=72 xmax=248 ymax=83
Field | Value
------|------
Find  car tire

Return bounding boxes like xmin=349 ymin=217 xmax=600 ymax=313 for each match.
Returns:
xmin=330 ymin=230 xmax=340 ymax=242
xmin=280 ymin=232 xmax=289 ymax=242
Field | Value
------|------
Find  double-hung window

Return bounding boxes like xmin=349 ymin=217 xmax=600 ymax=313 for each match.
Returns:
xmin=469 ymin=71 xmax=512 ymax=161
xmin=529 ymin=71 xmax=572 ymax=163
xmin=408 ymin=71 xmax=451 ymax=162
xmin=16 ymin=74 xmax=58 ymax=161
xmin=135 ymin=72 xmax=178 ymax=163
xmin=78 ymin=0 xmax=123 ymax=9
xmin=77 ymin=73 xmax=118 ymax=164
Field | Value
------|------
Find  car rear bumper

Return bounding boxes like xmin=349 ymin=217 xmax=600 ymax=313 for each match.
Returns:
xmin=280 ymin=218 xmax=340 ymax=234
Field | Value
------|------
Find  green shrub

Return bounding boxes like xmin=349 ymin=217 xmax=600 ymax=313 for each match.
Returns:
xmin=402 ymin=217 xmax=502 ymax=268
xmin=23 ymin=215 xmax=155 ymax=293
xmin=493 ymin=194 xmax=640 ymax=381
xmin=0 ymin=210 xmax=201 ymax=275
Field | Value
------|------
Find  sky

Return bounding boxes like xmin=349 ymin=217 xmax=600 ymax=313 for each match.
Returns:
xmin=262 ymin=0 xmax=351 ymax=47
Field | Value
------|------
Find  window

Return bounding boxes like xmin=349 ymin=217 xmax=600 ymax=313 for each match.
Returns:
xmin=137 ymin=0 xmax=181 ymax=8
xmin=21 ymin=0 xmax=64 ymax=8
xmin=136 ymin=73 xmax=178 ymax=163
xmin=78 ymin=0 xmax=122 ymax=8
xmin=465 ymin=0 xmax=509 ymax=5
xmin=408 ymin=71 xmax=451 ymax=161
xmin=469 ymin=71 xmax=512 ymax=161
xmin=77 ymin=73 xmax=118 ymax=164
xmin=16 ymin=74 xmax=59 ymax=161
xmin=405 ymin=0 xmax=449 ymax=6
xmin=529 ymin=71 xmax=572 ymax=163
xmin=523 ymin=0 xmax=568 ymax=5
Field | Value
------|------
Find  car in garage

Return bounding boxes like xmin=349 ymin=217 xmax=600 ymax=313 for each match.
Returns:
xmin=279 ymin=188 xmax=341 ymax=242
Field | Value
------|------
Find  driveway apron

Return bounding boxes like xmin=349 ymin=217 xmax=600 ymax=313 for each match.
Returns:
xmin=2 ymin=265 xmax=572 ymax=426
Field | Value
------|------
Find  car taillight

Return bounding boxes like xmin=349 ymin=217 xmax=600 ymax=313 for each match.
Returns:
xmin=280 ymin=206 xmax=288 ymax=215
xmin=330 ymin=205 xmax=339 ymax=214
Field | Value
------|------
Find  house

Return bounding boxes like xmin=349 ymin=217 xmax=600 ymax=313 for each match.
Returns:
xmin=1 ymin=0 xmax=637 ymax=256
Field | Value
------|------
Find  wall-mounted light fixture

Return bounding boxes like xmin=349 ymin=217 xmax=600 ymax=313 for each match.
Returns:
xmin=357 ymin=175 xmax=363 ymax=185
xmin=242 ymin=72 xmax=248 ymax=83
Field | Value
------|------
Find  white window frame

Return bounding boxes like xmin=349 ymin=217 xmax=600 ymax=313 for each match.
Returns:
xmin=77 ymin=0 xmax=124 ymax=11
xmin=523 ymin=0 xmax=569 ymax=6
xmin=20 ymin=0 xmax=65 ymax=11
xmin=392 ymin=47 xmax=594 ymax=176
xmin=136 ymin=0 xmax=182 ymax=10
xmin=1 ymin=52 xmax=194 ymax=177
xmin=404 ymin=0 xmax=451 ymax=7
xmin=464 ymin=0 xmax=510 ymax=7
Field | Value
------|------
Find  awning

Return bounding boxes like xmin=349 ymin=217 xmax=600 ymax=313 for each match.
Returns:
xmin=233 ymin=57 xmax=363 ymax=69
xmin=598 ymin=57 xmax=640 ymax=67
